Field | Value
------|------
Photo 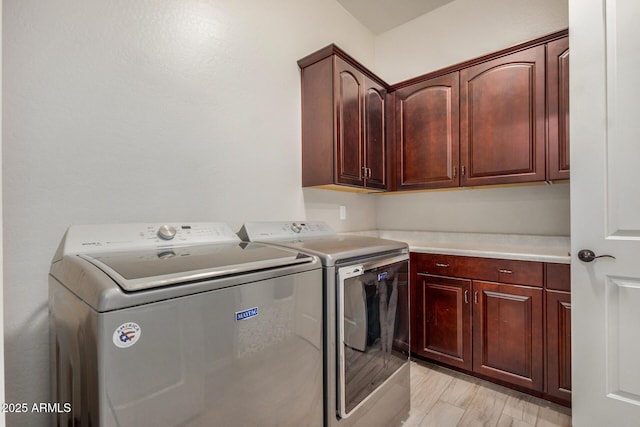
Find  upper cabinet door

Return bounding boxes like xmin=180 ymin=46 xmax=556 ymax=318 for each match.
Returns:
xmin=460 ymin=46 xmax=546 ymax=186
xmin=547 ymin=37 xmax=570 ymax=181
xmin=395 ymin=72 xmax=460 ymax=190
xmin=335 ymin=57 xmax=364 ymax=187
xmin=364 ymin=78 xmax=387 ymax=190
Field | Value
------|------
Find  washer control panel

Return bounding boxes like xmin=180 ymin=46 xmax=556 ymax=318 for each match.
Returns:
xmin=238 ymin=221 xmax=334 ymax=241
xmin=57 ymin=222 xmax=241 ymax=257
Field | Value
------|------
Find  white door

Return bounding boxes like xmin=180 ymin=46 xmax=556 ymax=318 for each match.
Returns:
xmin=571 ymin=0 xmax=640 ymax=425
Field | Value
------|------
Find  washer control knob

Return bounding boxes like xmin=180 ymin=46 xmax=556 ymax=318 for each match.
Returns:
xmin=157 ymin=225 xmax=177 ymax=240
xmin=290 ymin=223 xmax=303 ymax=233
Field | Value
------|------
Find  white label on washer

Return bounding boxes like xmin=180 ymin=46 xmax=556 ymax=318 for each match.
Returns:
xmin=341 ymin=265 xmax=364 ymax=280
xmin=113 ymin=322 xmax=141 ymax=348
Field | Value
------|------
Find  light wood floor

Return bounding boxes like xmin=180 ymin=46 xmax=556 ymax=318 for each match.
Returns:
xmin=406 ymin=360 xmax=572 ymax=427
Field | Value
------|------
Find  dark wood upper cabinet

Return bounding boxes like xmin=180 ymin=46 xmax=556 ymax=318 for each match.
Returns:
xmin=395 ymin=72 xmax=460 ymax=190
xmin=547 ymin=37 xmax=570 ymax=180
xmin=299 ymin=46 xmax=389 ymax=191
xmin=364 ymin=77 xmax=387 ymax=189
xmin=335 ymin=58 xmax=365 ymax=187
xmin=298 ymin=30 xmax=568 ymax=192
xmin=299 ymin=54 xmax=334 ymax=187
xmin=460 ymin=45 xmax=546 ymax=186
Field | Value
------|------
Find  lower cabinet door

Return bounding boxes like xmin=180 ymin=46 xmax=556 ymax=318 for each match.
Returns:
xmin=546 ymin=290 xmax=572 ymax=404
xmin=472 ymin=281 xmax=543 ymax=391
xmin=416 ymin=274 xmax=472 ymax=370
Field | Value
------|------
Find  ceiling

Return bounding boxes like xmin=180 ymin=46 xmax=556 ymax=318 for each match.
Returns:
xmin=337 ymin=0 xmax=456 ymax=34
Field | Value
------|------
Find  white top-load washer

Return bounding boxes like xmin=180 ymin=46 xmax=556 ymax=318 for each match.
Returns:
xmin=49 ymin=222 xmax=323 ymax=427
xmin=238 ymin=221 xmax=410 ymax=427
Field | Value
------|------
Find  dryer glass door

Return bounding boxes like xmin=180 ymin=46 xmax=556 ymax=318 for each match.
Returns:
xmin=336 ymin=255 xmax=409 ymax=418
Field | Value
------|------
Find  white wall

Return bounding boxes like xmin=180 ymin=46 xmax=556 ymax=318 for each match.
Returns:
xmin=0 ymin=0 xmax=6 ymax=423
xmin=3 ymin=0 xmax=374 ymax=425
xmin=373 ymin=0 xmax=570 ymax=236
xmin=374 ymin=0 xmax=569 ymax=83
xmin=304 ymin=188 xmax=377 ymax=232
xmin=376 ymin=183 xmax=570 ymax=235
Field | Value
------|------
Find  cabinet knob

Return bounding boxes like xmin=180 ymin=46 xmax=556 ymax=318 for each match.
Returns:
xmin=578 ymin=249 xmax=616 ymax=263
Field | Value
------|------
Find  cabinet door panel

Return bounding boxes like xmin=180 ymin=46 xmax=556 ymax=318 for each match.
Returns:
xmin=460 ymin=46 xmax=545 ymax=186
xmin=396 ymin=72 xmax=460 ymax=190
xmin=416 ymin=274 xmax=472 ymax=370
xmin=335 ymin=58 xmax=364 ymax=186
xmin=547 ymin=37 xmax=570 ymax=180
xmin=473 ymin=281 xmax=543 ymax=391
xmin=364 ymin=79 xmax=387 ymax=189
xmin=546 ymin=290 xmax=572 ymax=404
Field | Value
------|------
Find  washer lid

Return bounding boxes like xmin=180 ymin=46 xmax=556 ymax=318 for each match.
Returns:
xmin=79 ymin=242 xmax=313 ymax=291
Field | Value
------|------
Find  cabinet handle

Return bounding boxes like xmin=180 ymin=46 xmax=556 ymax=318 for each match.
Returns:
xmin=435 ymin=263 xmax=449 ymax=268
xmin=474 ymin=291 xmax=478 ymax=304
xmin=361 ymin=167 xmax=367 ymax=179
xmin=498 ymin=269 xmax=513 ymax=274
xmin=453 ymin=166 xmax=457 ymax=179
xmin=367 ymin=167 xmax=372 ymax=179
xmin=461 ymin=165 xmax=466 ymax=177
xmin=464 ymin=289 xmax=469 ymax=304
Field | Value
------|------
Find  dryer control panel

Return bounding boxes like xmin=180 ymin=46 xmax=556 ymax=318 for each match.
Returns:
xmin=54 ymin=222 xmax=240 ymax=259
xmin=238 ymin=221 xmax=334 ymax=242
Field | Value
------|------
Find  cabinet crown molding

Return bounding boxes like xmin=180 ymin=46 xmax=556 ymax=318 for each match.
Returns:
xmin=297 ymin=43 xmax=388 ymax=89
xmin=391 ymin=29 xmax=568 ymax=91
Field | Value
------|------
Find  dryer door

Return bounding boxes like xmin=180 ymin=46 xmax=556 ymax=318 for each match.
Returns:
xmin=336 ymin=254 xmax=409 ymax=418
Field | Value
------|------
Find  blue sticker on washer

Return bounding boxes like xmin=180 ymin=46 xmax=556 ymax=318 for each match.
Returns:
xmin=378 ymin=272 xmax=388 ymax=281
xmin=235 ymin=307 xmax=258 ymax=321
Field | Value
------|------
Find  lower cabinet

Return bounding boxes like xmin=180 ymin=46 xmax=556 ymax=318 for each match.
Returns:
xmin=473 ymin=280 xmax=543 ymax=391
xmin=410 ymin=253 xmax=570 ymax=405
xmin=412 ymin=274 xmax=472 ymax=370
xmin=545 ymin=263 xmax=572 ymax=406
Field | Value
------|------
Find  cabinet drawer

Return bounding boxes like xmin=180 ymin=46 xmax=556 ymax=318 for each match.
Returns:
xmin=546 ymin=263 xmax=571 ymax=292
xmin=413 ymin=253 xmax=543 ymax=287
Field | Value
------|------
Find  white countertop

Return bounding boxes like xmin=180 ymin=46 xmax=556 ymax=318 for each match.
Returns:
xmin=344 ymin=230 xmax=571 ymax=264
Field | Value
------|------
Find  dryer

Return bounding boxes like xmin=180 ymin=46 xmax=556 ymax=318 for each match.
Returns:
xmin=49 ymin=222 xmax=323 ymax=426
xmin=238 ymin=221 xmax=410 ymax=427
